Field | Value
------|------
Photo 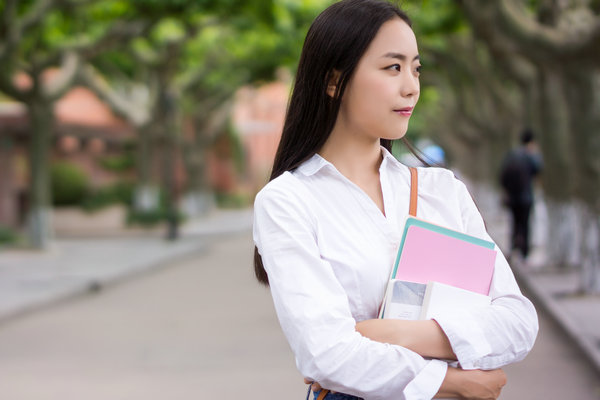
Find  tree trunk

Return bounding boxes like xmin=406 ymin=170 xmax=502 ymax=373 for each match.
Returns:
xmin=157 ymin=90 xmax=179 ymax=241
xmin=563 ymin=66 xmax=600 ymax=292
xmin=181 ymin=126 xmax=214 ymax=217
xmin=26 ymin=97 xmax=54 ymax=249
xmin=577 ymin=202 xmax=600 ymax=293
xmin=163 ymin=130 xmax=179 ymax=241
xmin=536 ymin=66 xmax=578 ymax=268
xmin=544 ymin=198 xmax=581 ymax=269
xmin=133 ymin=124 xmax=160 ymax=212
xmin=563 ymin=67 xmax=600 ymax=213
xmin=536 ymin=67 xmax=572 ymax=199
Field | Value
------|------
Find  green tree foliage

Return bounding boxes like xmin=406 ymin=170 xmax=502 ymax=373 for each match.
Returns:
xmin=0 ymin=0 xmax=330 ymax=245
xmin=75 ymin=0 xmax=331 ymax=238
xmin=0 ymin=0 xmax=155 ymax=248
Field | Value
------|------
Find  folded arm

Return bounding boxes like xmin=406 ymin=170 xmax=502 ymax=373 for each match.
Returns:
xmin=355 ymin=257 xmax=538 ymax=371
xmin=356 ymin=318 xmax=456 ymax=360
xmin=358 ymin=177 xmax=538 ymax=370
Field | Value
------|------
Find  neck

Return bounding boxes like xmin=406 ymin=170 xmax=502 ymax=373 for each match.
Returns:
xmin=319 ymin=125 xmax=383 ymax=180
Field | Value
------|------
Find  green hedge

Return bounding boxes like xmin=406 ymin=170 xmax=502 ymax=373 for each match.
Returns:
xmin=98 ymin=154 xmax=135 ymax=172
xmin=81 ymin=181 xmax=134 ymax=212
xmin=51 ymin=162 xmax=89 ymax=206
xmin=0 ymin=225 xmax=17 ymax=245
xmin=127 ymin=208 xmax=186 ymax=227
xmin=215 ymin=191 xmax=252 ymax=209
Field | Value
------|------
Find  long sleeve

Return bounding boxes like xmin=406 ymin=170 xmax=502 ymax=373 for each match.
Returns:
xmin=432 ymin=178 xmax=539 ymax=370
xmin=253 ymin=175 xmax=447 ymax=400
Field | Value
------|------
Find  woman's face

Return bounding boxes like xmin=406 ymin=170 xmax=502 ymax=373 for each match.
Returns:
xmin=335 ymin=18 xmax=420 ymax=142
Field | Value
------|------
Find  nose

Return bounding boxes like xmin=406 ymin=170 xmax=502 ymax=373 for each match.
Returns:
xmin=401 ymin=72 xmax=419 ymax=98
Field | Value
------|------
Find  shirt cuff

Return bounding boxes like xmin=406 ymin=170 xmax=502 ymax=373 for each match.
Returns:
xmin=433 ymin=311 xmax=492 ymax=370
xmin=402 ymin=359 xmax=447 ymax=400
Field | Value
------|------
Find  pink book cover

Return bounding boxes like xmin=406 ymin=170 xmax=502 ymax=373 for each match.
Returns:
xmin=394 ymin=225 xmax=497 ymax=295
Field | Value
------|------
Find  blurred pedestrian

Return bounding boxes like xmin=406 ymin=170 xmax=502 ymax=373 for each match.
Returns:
xmin=422 ymin=142 xmax=446 ymax=167
xmin=499 ymin=128 xmax=543 ymax=261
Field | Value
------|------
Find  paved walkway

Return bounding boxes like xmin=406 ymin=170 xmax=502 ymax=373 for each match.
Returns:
xmin=0 ymin=230 xmax=308 ymax=400
xmin=0 ymin=208 xmax=253 ymax=323
xmin=2 ymin=231 xmax=597 ymax=399
xmin=0 ymin=199 xmax=599 ymax=379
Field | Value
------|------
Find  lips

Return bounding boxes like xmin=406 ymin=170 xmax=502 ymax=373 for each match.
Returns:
xmin=394 ymin=106 xmax=413 ymax=116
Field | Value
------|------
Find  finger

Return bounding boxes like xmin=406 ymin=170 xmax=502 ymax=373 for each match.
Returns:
xmin=304 ymin=378 xmax=312 ymax=384
xmin=311 ymin=382 xmax=323 ymax=391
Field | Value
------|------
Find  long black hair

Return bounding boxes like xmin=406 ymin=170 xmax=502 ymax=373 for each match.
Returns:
xmin=254 ymin=0 xmax=412 ymax=285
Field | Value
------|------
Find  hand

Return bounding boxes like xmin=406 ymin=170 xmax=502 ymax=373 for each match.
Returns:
xmin=460 ymin=369 xmax=507 ymax=400
xmin=304 ymin=378 xmax=322 ymax=392
xmin=437 ymin=367 xmax=507 ymax=399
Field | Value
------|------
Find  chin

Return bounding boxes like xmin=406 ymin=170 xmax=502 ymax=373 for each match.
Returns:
xmin=387 ymin=124 xmax=409 ymax=140
xmin=382 ymin=131 xmax=408 ymax=141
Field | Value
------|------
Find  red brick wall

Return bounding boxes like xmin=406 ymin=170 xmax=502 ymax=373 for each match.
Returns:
xmin=232 ymin=81 xmax=289 ymax=193
xmin=0 ymin=138 xmax=17 ymax=227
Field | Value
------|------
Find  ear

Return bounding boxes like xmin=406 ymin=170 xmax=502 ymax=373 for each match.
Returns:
xmin=326 ymin=70 xmax=341 ymax=98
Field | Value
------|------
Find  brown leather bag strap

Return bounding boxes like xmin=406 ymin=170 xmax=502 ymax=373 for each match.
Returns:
xmin=316 ymin=390 xmax=329 ymax=400
xmin=409 ymin=167 xmax=418 ymax=217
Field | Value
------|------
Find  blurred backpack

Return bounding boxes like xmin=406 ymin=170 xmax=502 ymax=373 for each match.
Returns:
xmin=499 ymin=149 xmax=530 ymax=196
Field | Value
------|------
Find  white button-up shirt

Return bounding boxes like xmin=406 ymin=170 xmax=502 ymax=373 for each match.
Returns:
xmin=253 ymin=148 xmax=538 ymax=400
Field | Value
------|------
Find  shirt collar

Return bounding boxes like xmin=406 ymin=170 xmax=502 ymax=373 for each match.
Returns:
xmin=380 ymin=145 xmax=411 ymax=173
xmin=295 ymin=153 xmax=332 ymax=176
xmin=295 ymin=146 xmax=407 ymax=177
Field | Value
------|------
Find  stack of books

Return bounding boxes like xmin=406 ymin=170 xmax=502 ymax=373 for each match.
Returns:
xmin=379 ymin=217 xmax=497 ymax=320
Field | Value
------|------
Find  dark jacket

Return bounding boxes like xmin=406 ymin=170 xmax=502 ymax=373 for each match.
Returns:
xmin=500 ymin=147 xmax=542 ymax=205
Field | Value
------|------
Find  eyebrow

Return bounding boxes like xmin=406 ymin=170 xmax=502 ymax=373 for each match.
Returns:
xmin=381 ymin=52 xmax=420 ymax=61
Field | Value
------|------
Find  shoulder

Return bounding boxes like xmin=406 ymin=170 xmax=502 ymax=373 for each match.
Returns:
xmin=415 ymin=165 xmax=455 ymax=180
xmin=255 ymin=171 xmax=307 ymax=202
xmin=416 ymin=166 xmax=477 ymax=218
xmin=415 ymin=166 xmax=466 ymax=194
xmin=254 ymin=171 xmax=315 ymax=219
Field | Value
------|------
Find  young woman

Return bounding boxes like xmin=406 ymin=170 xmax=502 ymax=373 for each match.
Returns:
xmin=252 ymin=1 xmax=538 ymax=399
